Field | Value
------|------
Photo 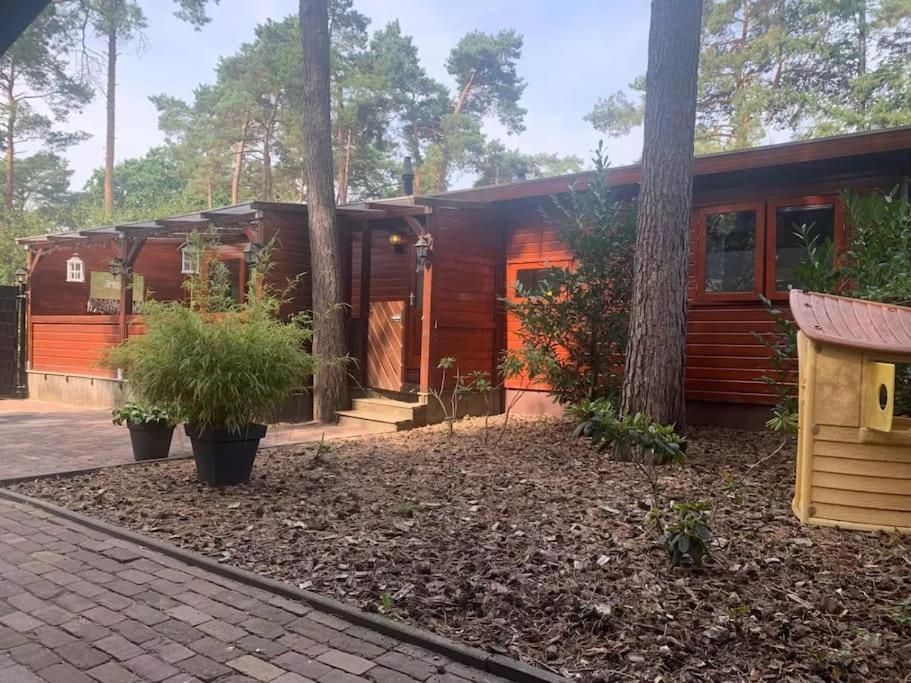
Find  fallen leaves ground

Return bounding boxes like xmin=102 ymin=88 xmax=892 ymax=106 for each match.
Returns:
xmin=12 ymin=417 xmax=911 ymax=681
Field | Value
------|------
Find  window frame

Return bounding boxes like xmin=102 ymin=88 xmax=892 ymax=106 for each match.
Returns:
xmin=65 ymin=255 xmax=84 ymax=283
xmin=764 ymin=194 xmax=844 ymax=300
xmin=180 ymin=244 xmax=199 ymax=275
xmin=694 ymin=200 xmax=766 ymax=302
xmin=506 ymin=259 xmax=573 ymax=302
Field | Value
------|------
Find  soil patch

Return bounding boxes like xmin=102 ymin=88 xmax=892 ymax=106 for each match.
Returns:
xmin=11 ymin=417 xmax=911 ymax=681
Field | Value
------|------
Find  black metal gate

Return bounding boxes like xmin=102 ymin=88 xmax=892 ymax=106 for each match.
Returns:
xmin=0 ymin=286 xmax=20 ymax=397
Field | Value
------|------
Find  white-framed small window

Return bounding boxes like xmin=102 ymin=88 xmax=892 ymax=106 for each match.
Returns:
xmin=66 ymin=255 xmax=84 ymax=283
xmin=181 ymin=245 xmax=199 ymax=274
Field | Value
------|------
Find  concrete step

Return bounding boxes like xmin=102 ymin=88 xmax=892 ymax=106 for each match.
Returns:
xmin=336 ymin=411 xmax=414 ymax=433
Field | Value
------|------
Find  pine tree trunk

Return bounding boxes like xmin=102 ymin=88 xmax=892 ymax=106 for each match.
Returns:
xmin=300 ymin=0 xmax=349 ymax=422
xmin=435 ymin=71 xmax=475 ymax=192
xmin=621 ymin=0 xmax=702 ymax=427
xmin=4 ymin=69 xmax=15 ymax=211
xmin=262 ymin=128 xmax=272 ymax=200
xmin=104 ymin=29 xmax=117 ymax=217
xmin=231 ymin=118 xmax=249 ymax=204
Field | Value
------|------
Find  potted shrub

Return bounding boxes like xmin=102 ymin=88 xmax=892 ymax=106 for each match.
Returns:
xmin=112 ymin=402 xmax=176 ymax=461
xmin=105 ymin=240 xmax=314 ymax=485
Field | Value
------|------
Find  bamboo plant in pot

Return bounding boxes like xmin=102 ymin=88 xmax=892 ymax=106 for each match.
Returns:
xmin=112 ymin=402 xmax=176 ymax=461
xmin=105 ymin=238 xmax=313 ymax=485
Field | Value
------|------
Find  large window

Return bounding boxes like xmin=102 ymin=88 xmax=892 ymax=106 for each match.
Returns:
xmin=695 ymin=202 xmax=763 ymax=300
xmin=767 ymin=198 xmax=839 ymax=296
xmin=513 ymin=266 xmax=565 ymax=297
xmin=695 ymin=196 xmax=842 ymax=301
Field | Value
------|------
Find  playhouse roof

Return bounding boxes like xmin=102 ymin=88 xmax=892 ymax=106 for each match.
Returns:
xmin=790 ymin=289 xmax=911 ymax=355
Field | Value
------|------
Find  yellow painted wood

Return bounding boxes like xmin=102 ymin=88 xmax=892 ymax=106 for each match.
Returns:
xmin=814 ymin=345 xmax=862 ymax=427
xmin=794 ymin=330 xmax=911 ymax=532
xmin=816 ymin=424 xmax=911 ymax=446
xmin=861 ymin=361 xmax=894 ymax=431
xmin=814 ymin=439 xmax=911 ymax=463
xmin=810 ymin=503 xmax=911 ymax=530
xmin=813 ymin=455 xmax=911 ymax=479
xmin=813 ymin=471 xmax=911 ymax=496
xmin=794 ymin=331 xmax=816 ymax=521
xmin=813 ymin=487 xmax=911 ymax=512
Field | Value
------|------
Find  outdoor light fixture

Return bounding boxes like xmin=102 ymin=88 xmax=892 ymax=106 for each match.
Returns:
xmin=108 ymin=257 xmax=125 ymax=277
xmin=243 ymin=242 xmax=262 ymax=266
xmin=414 ymin=234 xmax=432 ymax=271
xmin=14 ymin=267 xmax=26 ymax=285
xmin=388 ymin=230 xmax=405 ymax=253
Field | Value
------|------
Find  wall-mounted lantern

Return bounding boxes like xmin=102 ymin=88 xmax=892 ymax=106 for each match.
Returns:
xmin=243 ymin=242 xmax=262 ymax=267
xmin=66 ymin=255 xmax=85 ymax=282
xmin=387 ymin=230 xmax=406 ymax=254
xmin=108 ymin=257 xmax=126 ymax=277
xmin=414 ymin=234 xmax=432 ymax=272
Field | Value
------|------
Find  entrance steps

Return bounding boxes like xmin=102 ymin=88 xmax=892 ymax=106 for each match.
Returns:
xmin=336 ymin=390 xmax=428 ymax=433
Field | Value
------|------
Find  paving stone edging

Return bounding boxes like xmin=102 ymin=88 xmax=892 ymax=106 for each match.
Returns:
xmin=0 ymin=487 xmax=567 ymax=683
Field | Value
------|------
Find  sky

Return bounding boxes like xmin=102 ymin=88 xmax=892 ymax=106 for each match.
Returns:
xmin=59 ymin=0 xmax=652 ymax=192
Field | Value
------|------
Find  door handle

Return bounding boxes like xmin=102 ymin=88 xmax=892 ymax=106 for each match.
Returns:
xmin=390 ymin=314 xmax=402 ymax=322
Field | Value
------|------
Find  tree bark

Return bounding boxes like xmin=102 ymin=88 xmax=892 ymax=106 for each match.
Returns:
xmin=4 ymin=62 xmax=15 ymax=211
xmin=261 ymin=97 xmax=280 ymax=201
xmin=231 ymin=117 xmax=249 ymax=204
xmin=104 ymin=28 xmax=117 ymax=217
xmin=621 ymin=0 xmax=703 ymax=427
xmin=435 ymin=70 xmax=476 ymax=192
xmin=300 ymin=0 xmax=350 ymax=422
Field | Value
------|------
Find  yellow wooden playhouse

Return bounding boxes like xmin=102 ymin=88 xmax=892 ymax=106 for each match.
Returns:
xmin=791 ymin=289 xmax=911 ymax=532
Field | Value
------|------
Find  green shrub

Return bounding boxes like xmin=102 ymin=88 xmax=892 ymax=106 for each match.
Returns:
xmin=655 ymin=500 xmax=712 ymax=568
xmin=506 ymin=143 xmax=636 ymax=405
xmin=568 ymin=398 xmax=685 ymax=466
xmin=104 ymin=238 xmax=314 ymax=433
xmin=757 ymin=186 xmax=911 ymax=426
xmin=111 ymin=402 xmax=174 ymax=427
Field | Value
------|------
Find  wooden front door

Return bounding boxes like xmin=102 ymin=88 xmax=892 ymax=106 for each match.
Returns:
xmin=366 ymin=300 xmax=406 ymax=391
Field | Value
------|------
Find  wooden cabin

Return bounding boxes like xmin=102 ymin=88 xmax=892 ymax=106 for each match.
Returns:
xmin=19 ymin=126 xmax=911 ymax=430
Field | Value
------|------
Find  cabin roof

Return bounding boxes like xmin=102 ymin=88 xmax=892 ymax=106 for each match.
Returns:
xmin=428 ymin=125 xmax=911 ymax=204
xmin=17 ymin=126 xmax=911 ymax=250
xmin=790 ymin=289 xmax=911 ymax=356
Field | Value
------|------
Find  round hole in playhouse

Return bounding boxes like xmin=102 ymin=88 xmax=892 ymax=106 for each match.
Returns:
xmin=879 ymin=384 xmax=889 ymax=411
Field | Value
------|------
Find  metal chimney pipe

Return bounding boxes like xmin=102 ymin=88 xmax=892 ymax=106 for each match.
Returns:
xmin=402 ymin=156 xmax=414 ymax=195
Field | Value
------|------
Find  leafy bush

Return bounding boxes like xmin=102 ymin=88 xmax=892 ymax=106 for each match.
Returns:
xmin=506 ymin=142 xmax=636 ymax=405
xmin=569 ymin=398 xmax=685 ymax=466
xmin=104 ymin=238 xmax=314 ymax=433
xmin=654 ymin=500 xmax=712 ymax=567
xmin=758 ymin=186 xmax=911 ymax=427
xmin=111 ymin=402 xmax=174 ymax=427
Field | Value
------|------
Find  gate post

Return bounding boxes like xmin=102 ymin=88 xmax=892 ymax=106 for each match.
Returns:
xmin=14 ymin=268 xmax=27 ymax=399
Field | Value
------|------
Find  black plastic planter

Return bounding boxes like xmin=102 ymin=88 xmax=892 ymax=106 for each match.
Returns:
xmin=127 ymin=421 xmax=175 ymax=461
xmin=184 ymin=423 xmax=267 ymax=486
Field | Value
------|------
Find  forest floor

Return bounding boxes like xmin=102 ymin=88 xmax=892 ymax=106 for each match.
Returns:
xmin=11 ymin=416 xmax=911 ymax=682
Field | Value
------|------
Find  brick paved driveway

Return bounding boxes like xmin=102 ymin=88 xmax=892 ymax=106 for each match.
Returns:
xmin=0 ymin=497 xmax=504 ymax=683
xmin=0 ymin=400 xmax=370 ymax=481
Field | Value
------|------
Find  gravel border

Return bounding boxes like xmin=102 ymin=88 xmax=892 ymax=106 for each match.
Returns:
xmin=0 ymin=486 xmax=567 ymax=683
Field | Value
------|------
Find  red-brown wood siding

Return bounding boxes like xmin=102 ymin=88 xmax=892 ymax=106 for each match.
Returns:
xmin=30 ymin=241 xmax=185 ymax=316
xmin=502 ymin=164 xmax=905 ymax=406
xmin=430 ymin=208 xmax=499 ymax=387
xmin=260 ymin=212 xmax=311 ymax=317
xmin=30 ymin=314 xmax=124 ymax=377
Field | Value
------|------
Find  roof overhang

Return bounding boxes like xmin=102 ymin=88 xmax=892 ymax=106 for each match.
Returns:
xmin=428 ymin=125 xmax=911 ymax=204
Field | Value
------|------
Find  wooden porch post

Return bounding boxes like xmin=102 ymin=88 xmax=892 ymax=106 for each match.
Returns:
xmin=418 ymin=215 xmax=437 ymax=394
xmin=116 ymin=235 xmax=146 ymax=344
xmin=359 ymin=224 xmax=371 ymax=386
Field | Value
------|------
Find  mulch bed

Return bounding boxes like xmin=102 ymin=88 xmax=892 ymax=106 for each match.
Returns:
xmin=11 ymin=417 xmax=911 ymax=681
